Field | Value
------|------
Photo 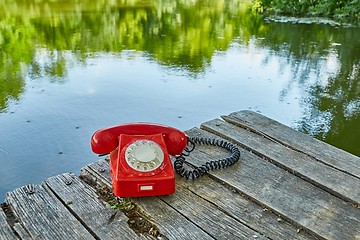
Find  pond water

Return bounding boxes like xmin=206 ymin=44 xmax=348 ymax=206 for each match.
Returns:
xmin=0 ymin=0 xmax=359 ymax=200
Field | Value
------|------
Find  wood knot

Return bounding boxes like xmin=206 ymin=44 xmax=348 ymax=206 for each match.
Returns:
xmin=24 ymin=184 xmax=35 ymax=194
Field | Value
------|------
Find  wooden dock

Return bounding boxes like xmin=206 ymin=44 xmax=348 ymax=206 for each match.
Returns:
xmin=1 ymin=110 xmax=360 ymax=240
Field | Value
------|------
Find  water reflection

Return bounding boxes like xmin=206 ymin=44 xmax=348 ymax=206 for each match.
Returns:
xmin=1 ymin=0 xmax=243 ymax=105
xmin=0 ymin=0 xmax=360 ymax=199
xmin=244 ymin=22 xmax=360 ymax=155
xmin=1 ymin=1 xmax=359 ymax=149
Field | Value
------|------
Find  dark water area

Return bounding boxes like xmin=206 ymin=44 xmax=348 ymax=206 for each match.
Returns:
xmin=0 ymin=0 xmax=359 ymax=200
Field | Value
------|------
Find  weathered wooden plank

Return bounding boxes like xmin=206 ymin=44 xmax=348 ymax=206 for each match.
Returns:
xmin=82 ymin=159 xmax=316 ymax=239
xmin=13 ymin=222 xmax=32 ymax=239
xmin=81 ymin=160 xmax=214 ymax=240
xmin=173 ymin=175 xmax=319 ymax=240
xmin=44 ymin=173 xmax=146 ymax=239
xmin=132 ymin=197 xmax=214 ymax=240
xmin=201 ymin=118 xmax=360 ymax=205
xmin=6 ymin=184 xmax=95 ymax=240
xmin=223 ymin=110 xmax=360 ymax=178
xmin=0 ymin=208 xmax=18 ymax=240
xmin=159 ymin=176 xmax=268 ymax=240
xmin=185 ymin=127 xmax=360 ymax=240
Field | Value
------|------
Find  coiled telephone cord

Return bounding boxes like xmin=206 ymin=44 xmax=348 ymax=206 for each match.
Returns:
xmin=174 ymin=137 xmax=241 ymax=180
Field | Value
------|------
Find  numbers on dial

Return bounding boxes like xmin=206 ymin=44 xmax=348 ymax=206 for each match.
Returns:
xmin=125 ymin=140 xmax=164 ymax=172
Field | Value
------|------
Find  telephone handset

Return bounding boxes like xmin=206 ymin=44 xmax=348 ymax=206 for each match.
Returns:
xmin=91 ymin=123 xmax=240 ymax=197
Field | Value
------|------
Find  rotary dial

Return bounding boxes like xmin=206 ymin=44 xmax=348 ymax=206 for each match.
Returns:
xmin=125 ymin=140 xmax=164 ymax=172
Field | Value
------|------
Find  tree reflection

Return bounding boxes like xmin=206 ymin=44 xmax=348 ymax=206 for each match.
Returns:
xmin=243 ymin=22 xmax=360 ymax=155
xmin=0 ymin=0 xmax=250 ymax=110
xmin=309 ymin=33 xmax=360 ymax=154
xmin=0 ymin=0 xmax=359 ymax=155
xmin=0 ymin=13 xmax=28 ymax=111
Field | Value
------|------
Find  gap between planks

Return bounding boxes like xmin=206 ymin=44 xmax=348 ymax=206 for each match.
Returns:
xmin=201 ymin=116 xmax=360 ymax=206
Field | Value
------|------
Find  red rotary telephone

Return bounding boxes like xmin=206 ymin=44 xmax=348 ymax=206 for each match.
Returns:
xmin=91 ymin=123 xmax=241 ymax=198
xmin=91 ymin=123 xmax=188 ymax=197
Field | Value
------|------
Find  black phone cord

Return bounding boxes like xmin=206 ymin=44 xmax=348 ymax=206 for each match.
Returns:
xmin=174 ymin=137 xmax=240 ymax=180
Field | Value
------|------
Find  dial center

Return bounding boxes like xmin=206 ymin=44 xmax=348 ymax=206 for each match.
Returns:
xmin=133 ymin=144 xmax=156 ymax=163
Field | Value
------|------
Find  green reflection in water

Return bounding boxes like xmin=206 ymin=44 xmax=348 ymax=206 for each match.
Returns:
xmin=244 ymin=22 xmax=360 ymax=156
xmin=1 ymin=0 xmax=254 ymax=107
xmin=0 ymin=0 xmax=359 ymax=156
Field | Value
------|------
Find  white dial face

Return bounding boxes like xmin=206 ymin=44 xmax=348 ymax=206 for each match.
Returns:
xmin=125 ymin=140 xmax=164 ymax=172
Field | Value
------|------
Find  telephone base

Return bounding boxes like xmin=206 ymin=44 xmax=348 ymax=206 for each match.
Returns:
xmin=110 ymin=133 xmax=176 ymax=197
xmin=112 ymin=176 xmax=175 ymax=197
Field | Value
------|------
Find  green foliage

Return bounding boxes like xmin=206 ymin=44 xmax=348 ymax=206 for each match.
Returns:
xmin=252 ymin=0 xmax=360 ymax=21
xmin=108 ymin=197 xmax=134 ymax=211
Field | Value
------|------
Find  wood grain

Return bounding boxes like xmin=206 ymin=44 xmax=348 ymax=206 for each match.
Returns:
xmin=224 ymin=110 xmax=360 ymax=178
xmin=81 ymin=160 xmax=214 ymax=240
xmin=174 ymin=175 xmax=319 ymax=240
xmin=133 ymin=196 xmax=214 ymax=240
xmin=0 ymin=208 xmax=18 ymax=239
xmin=13 ymin=222 xmax=31 ymax=239
xmin=159 ymin=176 xmax=268 ymax=240
xmin=185 ymin=127 xmax=360 ymax=240
xmin=201 ymin=118 xmax=360 ymax=205
xmin=45 ymin=173 xmax=145 ymax=239
xmin=6 ymin=184 xmax=95 ymax=240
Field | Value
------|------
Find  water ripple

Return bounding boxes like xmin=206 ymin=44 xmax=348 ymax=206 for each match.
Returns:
xmin=0 ymin=146 xmax=10 ymax=157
